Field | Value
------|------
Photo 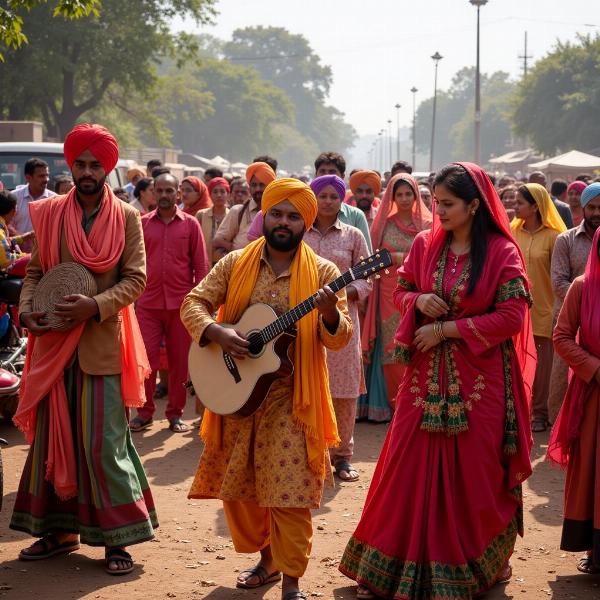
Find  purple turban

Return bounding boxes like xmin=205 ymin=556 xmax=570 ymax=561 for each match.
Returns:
xmin=310 ymin=175 xmax=346 ymax=200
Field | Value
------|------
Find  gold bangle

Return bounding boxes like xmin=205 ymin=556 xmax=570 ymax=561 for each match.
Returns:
xmin=439 ymin=321 xmax=447 ymax=341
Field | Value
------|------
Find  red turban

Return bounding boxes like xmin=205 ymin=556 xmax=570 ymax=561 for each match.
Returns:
xmin=207 ymin=177 xmax=231 ymax=195
xmin=246 ymin=162 xmax=276 ymax=185
xmin=349 ymin=170 xmax=382 ymax=196
xmin=63 ymin=123 xmax=119 ymax=173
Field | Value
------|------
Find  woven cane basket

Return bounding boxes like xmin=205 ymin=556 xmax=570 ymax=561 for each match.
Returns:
xmin=32 ymin=262 xmax=97 ymax=331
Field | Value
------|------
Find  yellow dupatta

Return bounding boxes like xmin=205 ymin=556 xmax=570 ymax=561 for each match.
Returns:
xmin=200 ymin=237 xmax=339 ymax=476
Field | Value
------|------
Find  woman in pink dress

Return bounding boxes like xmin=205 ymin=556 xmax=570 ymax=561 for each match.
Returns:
xmin=304 ymin=175 xmax=372 ymax=482
xmin=340 ymin=163 xmax=535 ymax=599
xmin=358 ymin=174 xmax=432 ymax=422
xmin=548 ymin=226 xmax=600 ymax=574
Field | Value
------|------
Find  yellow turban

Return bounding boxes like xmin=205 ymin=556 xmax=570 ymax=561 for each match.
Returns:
xmin=349 ymin=170 xmax=382 ymax=196
xmin=261 ymin=178 xmax=318 ymax=229
xmin=245 ymin=161 xmax=276 ymax=185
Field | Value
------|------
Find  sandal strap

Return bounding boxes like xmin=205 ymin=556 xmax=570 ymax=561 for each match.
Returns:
xmin=239 ymin=565 xmax=269 ymax=582
xmin=106 ymin=548 xmax=132 ymax=561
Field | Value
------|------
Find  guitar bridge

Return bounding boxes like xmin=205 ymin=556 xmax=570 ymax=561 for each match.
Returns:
xmin=223 ymin=352 xmax=241 ymax=384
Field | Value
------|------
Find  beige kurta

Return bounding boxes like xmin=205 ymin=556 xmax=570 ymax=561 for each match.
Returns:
xmin=180 ymin=248 xmax=353 ymax=508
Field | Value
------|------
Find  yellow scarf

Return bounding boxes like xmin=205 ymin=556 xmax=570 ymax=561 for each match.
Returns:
xmin=200 ymin=237 xmax=339 ymax=476
xmin=511 ymin=183 xmax=567 ymax=233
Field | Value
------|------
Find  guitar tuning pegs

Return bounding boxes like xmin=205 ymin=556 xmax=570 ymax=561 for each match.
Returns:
xmin=374 ymin=274 xmax=381 ymax=279
xmin=359 ymin=256 xmax=364 ymax=261
xmin=384 ymin=269 xmax=390 ymax=275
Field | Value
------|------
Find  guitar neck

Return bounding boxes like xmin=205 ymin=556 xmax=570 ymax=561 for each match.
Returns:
xmin=260 ymin=270 xmax=355 ymax=344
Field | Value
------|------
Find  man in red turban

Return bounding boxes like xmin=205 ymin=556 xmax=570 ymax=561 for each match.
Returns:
xmin=11 ymin=123 xmax=158 ymax=576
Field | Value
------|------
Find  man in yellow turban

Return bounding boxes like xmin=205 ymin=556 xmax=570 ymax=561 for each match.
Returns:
xmin=213 ymin=156 xmax=277 ymax=258
xmin=181 ymin=178 xmax=352 ymax=600
xmin=349 ymin=169 xmax=382 ymax=227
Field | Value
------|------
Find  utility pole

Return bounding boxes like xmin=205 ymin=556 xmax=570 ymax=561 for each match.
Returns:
xmin=518 ymin=31 xmax=533 ymax=77
xmin=410 ymin=87 xmax=418 ymax=169
xmin=429 ymin=52 xmax=443 ymax=172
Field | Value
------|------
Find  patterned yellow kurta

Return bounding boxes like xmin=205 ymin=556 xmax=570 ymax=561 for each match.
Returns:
xmin=181 ymin=248 xmax=353 ymax=509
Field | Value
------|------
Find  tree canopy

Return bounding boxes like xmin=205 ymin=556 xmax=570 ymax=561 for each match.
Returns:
xmin=414 ymin=67 xmax=516 ymax=168
xmin=0 ymin=0 xmax=216 ymax=137
xmin=513 ymin=34 xmax=600 ymax=155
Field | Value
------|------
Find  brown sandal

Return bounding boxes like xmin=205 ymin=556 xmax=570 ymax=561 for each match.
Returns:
xmin=236 ymin=565 xmax=281 ymax=589
xmin=19 ymin=534 xmax=80 ymax=561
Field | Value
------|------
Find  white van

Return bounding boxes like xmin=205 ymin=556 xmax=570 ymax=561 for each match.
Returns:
xmin=0 ymin=142 xmax=125 ymax=190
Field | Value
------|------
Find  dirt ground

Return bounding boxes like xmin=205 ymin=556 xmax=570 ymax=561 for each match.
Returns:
xmin=1 ymin=401 xmax=600 ymax=600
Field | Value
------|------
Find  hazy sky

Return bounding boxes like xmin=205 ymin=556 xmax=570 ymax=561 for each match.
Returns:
xmin=177 ymin=0 xmax=598 ymax=136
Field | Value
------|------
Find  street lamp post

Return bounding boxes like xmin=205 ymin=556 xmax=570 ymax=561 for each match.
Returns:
xmin=387 ymin=119 xmax=393 ymax=169
xmin=429 ymin=52 xmax=443 ymax=172
xmin=378 ymin=130 xmax=384 ymax=172
xmin=470 ymin=0 xmax=487 ymax=165
xmin=394 ymin=103 xmax=401 ymax=162
xmin=410 ymin=87 xmax=417 ymax=168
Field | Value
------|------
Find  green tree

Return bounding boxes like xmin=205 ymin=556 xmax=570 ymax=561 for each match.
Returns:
xmin=0 ymin=0 xmax=99 ymax=59
xmin=513 ymin=34 xmax=600 ymax=155
xmin=452 ymin=72 xmax=516 ymax=161
xmin=166 ymin=59 xmax=294 ymax=161
xmin=415 ymin=67 xmax=516 ymax=167
xmin=0 ymin=0 xmax=216 ymax=137
xmin=223 ymin=26 xmax=355 ymax=157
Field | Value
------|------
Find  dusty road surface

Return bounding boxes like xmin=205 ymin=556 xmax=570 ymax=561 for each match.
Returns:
xmin=1 ymin=403 xmax=599 ymax=600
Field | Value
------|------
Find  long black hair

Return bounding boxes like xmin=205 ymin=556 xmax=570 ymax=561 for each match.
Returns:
xmin=433 ymin=164 xmax=502 ymax=295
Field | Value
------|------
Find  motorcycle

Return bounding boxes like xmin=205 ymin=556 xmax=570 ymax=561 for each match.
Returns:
xmin=0 ymin=274 xmax=26 ymax=421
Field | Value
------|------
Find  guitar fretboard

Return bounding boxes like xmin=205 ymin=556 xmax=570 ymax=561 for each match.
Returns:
xmin=258 ymin=269 xmax=355 ymax=344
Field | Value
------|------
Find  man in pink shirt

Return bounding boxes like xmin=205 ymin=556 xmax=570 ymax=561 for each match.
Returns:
xmin=130 ymin=173 xmax=209 ymax=433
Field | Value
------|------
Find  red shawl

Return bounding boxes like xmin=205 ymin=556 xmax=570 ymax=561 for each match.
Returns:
xmin=14 ymin=185 xmax=150 ymax=499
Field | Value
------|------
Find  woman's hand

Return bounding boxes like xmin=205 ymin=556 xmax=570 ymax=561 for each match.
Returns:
xmin=415 ymin=293 xmax=449 ymax=318
xmin=414 ymin=323 xmax=443 ymax=353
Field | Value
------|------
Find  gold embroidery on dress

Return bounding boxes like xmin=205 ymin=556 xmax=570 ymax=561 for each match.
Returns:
xmin=466 ymin=374 xmax=485 ymax=411
xmin=467 ymin=318 xmax=491 ymax=348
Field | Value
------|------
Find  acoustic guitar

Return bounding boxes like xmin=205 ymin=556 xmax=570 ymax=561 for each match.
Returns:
xmin=188 ymin=249 xmax=393 ymax=417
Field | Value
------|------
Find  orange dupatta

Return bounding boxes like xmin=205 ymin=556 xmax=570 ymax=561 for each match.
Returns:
xmin=200 ymin=237 xmax=339 ymax=476
xmin=13 ymin=185 xmax=150 ymax=499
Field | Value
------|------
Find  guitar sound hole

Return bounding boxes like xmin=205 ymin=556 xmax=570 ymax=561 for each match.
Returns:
xmin=247 ymin=332 xmax=264 ymax=357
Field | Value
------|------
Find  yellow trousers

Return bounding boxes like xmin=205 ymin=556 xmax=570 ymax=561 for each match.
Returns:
xmin=223 ymin=500 xmax=312 ymax=578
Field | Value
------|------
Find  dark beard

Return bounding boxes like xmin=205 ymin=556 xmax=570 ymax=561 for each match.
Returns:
xmin=263 ymin=225 xmax=304 ymax=251
xmin=74 ymin=175 xmax=106 ymax=196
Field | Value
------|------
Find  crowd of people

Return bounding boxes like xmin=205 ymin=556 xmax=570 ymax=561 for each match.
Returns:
xmin=3 ymin=122 xmax=600 ymax=600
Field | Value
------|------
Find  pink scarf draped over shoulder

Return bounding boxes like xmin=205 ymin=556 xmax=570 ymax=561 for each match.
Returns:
xmin=13 ymin=185 xmax=150 ymax=499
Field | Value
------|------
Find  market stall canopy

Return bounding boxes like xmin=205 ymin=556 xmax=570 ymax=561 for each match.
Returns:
xmin=528 ymin=150 xmax=600 ymax=180
xmin=489 ymin=148 xmax=543 ymax=166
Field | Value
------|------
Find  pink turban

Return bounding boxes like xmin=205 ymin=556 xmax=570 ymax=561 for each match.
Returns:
xmin=567 ymin=181 xmax=587 ymax=195
xmin=207 ymin=177 xmax=231 ymax=194
xmin=63 ymin=124 xmax=119 ymax=173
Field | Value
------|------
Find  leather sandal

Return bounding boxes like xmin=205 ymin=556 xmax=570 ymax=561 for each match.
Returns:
xmin=129 ymin=416 xmax=153 ymax=432
xmin=283 ymin=592 xmax=307 ymax=600
xmin=105 ymin=547 xmax=134 ymax=575
xmin=19 ymin=534 xmax=80 ymax=561
xmin=236 ymin=565 xmax=281 ymax=589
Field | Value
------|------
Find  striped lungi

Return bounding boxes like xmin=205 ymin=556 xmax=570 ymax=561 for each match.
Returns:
xmin=10 ymin=362 xmax=158 ymax=547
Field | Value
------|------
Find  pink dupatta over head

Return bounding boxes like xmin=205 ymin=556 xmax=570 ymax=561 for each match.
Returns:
xmin=392 ymin=163 xmax=536 ymax=485
xmin=13 ymin=185 xmax=150 ymax=499
xmin=362 ymin=173 xmax=432 ymax=359
xmin=548 ymin=227 xmax=600 ymax=467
